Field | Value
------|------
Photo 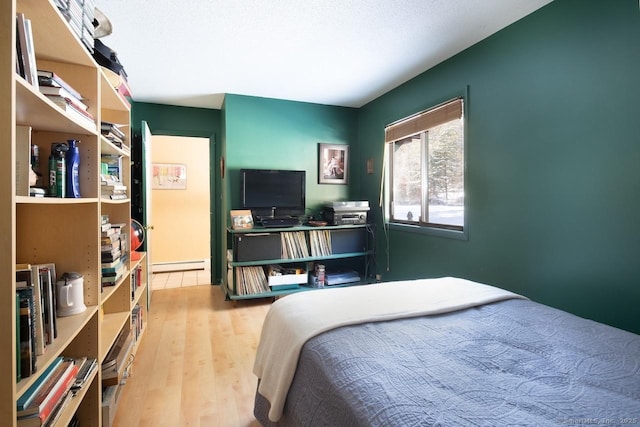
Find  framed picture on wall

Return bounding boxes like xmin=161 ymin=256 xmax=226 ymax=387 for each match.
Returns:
xmin=318 ymin=143 xmax=348 ymax=184
xmin=152 ymin=163 xmax=187 ymax=189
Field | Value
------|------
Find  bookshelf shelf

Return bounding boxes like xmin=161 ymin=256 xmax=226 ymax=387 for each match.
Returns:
xmin=17 ymin=0 xmax=93 ymax=66
xmin=16 ymin=77 xmax=98 ymax=135
xmin=101 ymin=197 xmax=131 ymax=204
xmin=100 ymin=312 xmax=131 ymax=362
xmin=3 ymin=1 xmax=147 ymax=425
xmin=100 ymin=71 xmax=130 ymax=111
xmin=229 ymin=250 xmax=376 ymax=267
xmin=132 ymin=281 xmax=146 ymax=307
xmin=100 ymin=271 xmax=129 ymax=305
xmin=15 ymin=196 xmax=100 ymax=205
xmin=16 ymin=306 xmax=98 ymax=398
xmin=101 ymin=136 xmax=129 ymax=156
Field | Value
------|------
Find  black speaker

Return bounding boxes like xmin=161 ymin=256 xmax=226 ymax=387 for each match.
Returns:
xmin=234 ymin=233 xmax=282 ymax=262
xmin=331 ymin=228 xmax=367 ymax=254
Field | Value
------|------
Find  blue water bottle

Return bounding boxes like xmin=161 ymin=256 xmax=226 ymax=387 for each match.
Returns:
xmin=66 ymin=139 xmax=81 ymax=198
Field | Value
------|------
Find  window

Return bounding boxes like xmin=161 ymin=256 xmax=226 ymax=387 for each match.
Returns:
xmin=386 ymin=98 xmax=465 ymax=232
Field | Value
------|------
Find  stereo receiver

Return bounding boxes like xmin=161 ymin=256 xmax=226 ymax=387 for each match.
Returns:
xmin=322 ymin=201 xmax=369 ymax=225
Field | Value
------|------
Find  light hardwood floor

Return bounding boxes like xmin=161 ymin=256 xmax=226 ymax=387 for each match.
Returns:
xmin=112 ymin=284 xmax=272 ymax=427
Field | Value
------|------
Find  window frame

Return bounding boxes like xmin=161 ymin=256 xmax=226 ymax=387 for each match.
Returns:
xmin=385 ymin=92 xmax=468 ymax=241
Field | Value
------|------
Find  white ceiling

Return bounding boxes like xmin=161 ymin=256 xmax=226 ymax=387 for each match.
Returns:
xmin=95 ymin=0 xmax=552 ymax=110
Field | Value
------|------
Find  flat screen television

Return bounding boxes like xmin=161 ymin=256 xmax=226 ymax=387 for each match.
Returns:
xmin=241 ymin=169 xmax=306 ymax=217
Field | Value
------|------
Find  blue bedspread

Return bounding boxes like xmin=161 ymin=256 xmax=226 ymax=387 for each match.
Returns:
xmin=254 ymin=299 xmax=640 ymax=426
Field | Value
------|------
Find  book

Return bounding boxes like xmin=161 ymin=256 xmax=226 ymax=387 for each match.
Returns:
xmin=46 ymin=96 xmax=94 ymax=121
xmin=41 ymin=388 xmax=73 ymax=427
xmin=16 ymin=17 xmax=26 ymax=78
xmin=102 ymin=259 xmax=126 ymax=275
xmin=32 ymin=264 xmax=57 ymax=345
xmin=71 ymin=357 xmax=97 ymax=391
xmin=102 ymin=329 xmax=134 ymax=385
xmin=101 ymin=184 xmax=127 ymax=192
xmin=40 ymin=85 xmax=88 ymax=110
xmin=16 ymin=294 xmax=21 ymax=382
xmin=102 ymin=257 xmax=126 ymax=269
xmin=101 ymin=257 xmax=126 ymax=273
xmin=17 ymin=290 xmax=34 ymax=379
xmin=17 ymin=14 xmax=38 ymax=87
xmin=101 ymin=250 xmax=122 ymax=263
xmin=104 ymin=193 xmax=128 ymax=200
xmin=101 ymin=121 xmax=126 ymax=139
xmin=101 ymin=227 xmax=118 ymax=237
xmin=17 ymin=357 xmax=64 ymax=411
xmin=101 ymin=154 xmax=124 ymax=182
xmin=44 ymin=93 xmax=89 ymax=112
xmin=17 ymin=361 xmax=79 ymax=426
xmin=16 ymin=266 xmax=45 ymax=356
xmin=102 ymin=131 xmax=124 ymax=146
xmin=29 ymin=188 xmax=46 ymax=197
xmin=37 ymin=70 xmax=81 ymax=100
xmin=101 ymin=245 xmax=121 ymax=257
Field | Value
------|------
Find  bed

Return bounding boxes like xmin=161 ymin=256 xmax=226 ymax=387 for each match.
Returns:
xmin=253 ymin=277 xmax=640 ymax=426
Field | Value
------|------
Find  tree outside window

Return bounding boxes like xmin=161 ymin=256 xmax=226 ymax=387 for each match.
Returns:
xmin=388 ymin=98 xmax=464 ymax=230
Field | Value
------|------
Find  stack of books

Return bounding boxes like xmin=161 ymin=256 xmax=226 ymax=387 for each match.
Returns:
xmin=54 ymin=0 xmax=95 ymax=53
xmin=100 ymin=176 xmax=127 ymax=200
xmin=131 ymin=303 xmax=144 ymax=343
xmin=100 ymin=155 xmax=127 ymax=200
xmin=101 ymin=121 xmax=128 ymax=152
xmin=38 ymin=70 xmax=94 ymax=128
xmin=101 ymin=217 xmax=126 ymax=287
xmin=16 ymin=357 xmax=80 ymax=427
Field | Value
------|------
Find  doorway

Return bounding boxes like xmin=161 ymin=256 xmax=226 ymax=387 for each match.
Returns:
xmin=148 ymin=135 xmax=211 ymax=289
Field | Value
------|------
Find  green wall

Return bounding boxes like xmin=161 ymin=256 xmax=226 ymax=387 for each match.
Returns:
xmin=357 ymin=0 xmax=640 ymax=333
xmin=131 ymin=1 xmax=639 ymax=334
xmin=222 ymin=94 xmax=359 ymax=215
xmin=131 ymin=102 xmax=220 ymax=138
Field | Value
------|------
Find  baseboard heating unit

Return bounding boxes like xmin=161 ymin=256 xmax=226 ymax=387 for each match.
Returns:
xmin=152 ymin=259 xmax=209 ymax=273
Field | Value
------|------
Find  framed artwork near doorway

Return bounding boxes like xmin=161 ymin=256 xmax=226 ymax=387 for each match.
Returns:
xmin=152 ymin=163 xmax=187 ymax=189
xmin=318 ymin=143 xmax=348 ymax=184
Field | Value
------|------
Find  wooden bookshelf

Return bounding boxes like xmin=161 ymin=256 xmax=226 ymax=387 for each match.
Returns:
xmin=1 ymin=1 xmax=148 ymax=425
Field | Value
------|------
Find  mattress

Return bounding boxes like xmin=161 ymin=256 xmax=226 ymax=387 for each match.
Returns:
xmin=254 ymin=298 xmax=640 ymax=426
